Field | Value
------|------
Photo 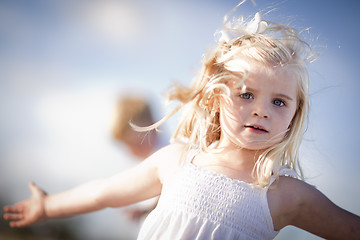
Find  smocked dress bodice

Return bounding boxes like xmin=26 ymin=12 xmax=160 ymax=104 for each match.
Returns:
xmin=137 ymin=157 xmax=296 ymax=240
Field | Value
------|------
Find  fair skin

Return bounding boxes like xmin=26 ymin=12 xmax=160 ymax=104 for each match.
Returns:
xmin=3 ymin=61 xmax=360 ymax=239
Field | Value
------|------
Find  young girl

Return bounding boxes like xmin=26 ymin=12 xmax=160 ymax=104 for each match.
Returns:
xmin=3 ymin=3 xmax=360 ymax=240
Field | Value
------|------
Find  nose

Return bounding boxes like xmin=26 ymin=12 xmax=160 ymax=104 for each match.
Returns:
xmin=252 ymin=101 xmax=269 ymax=119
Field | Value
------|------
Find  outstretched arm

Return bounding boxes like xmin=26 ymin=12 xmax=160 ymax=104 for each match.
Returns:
xmin=3 ymin=144 xmax=173 ymax=228
xmin=269 ymin=177 xmax=360 ymax=240
xmin=291 ymin=180 xmax=360 ymax=239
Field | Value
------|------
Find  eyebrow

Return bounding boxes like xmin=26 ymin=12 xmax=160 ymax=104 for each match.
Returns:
xmin=276 ymin=93 xmax=295 ymax=102
xmin=239 ymin=86 xmax=295 ymax=102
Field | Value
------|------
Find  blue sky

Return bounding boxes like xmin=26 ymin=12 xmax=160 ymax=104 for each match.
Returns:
xmin=1 ymin=0 xmax=359 ymax=239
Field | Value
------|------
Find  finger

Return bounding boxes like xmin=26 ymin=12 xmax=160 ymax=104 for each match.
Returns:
xmin=3 ymin=213 xmax=23 ymax=221
xmin=29 ymin=182 xmax=38 ymax=194
xmin=3 ymin=205 xmax=12 ymax=212
xmin=9 ymin=219 xmax=28 ymax=228
xmin=29 ymin=181 xmax=47 ymax=196
xmin=3 ymin=205 xmax=23 ymax=214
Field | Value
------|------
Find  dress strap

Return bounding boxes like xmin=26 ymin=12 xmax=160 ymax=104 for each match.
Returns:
xmin=269 ymin=167 xmax=298 ymax=186
xmin=278 ymin=167 xmax=298 ymax=178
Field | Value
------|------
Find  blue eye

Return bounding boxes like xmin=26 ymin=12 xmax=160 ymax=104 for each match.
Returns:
xmin=273 ymin=99 xmax=285 ymax=107
xmin=239 ymin=93 xmax=253 ymax=100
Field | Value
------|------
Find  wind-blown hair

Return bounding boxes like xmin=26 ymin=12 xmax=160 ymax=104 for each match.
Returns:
xmin=171 ymin=15 xmax=315 ymax=186
xmin=134 ymin=11 xmax=314 ymax=187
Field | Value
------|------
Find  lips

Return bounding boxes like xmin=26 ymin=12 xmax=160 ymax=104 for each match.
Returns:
xmin=244 ymin=124 xmax=268 ymax=133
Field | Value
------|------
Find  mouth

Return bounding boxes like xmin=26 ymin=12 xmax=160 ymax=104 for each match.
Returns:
xmin=244 ymin=124 xmax=269 ymax=133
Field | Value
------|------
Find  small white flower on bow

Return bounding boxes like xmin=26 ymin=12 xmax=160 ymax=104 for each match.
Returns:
xmin=218 ymin=12 xmax=268 ymax=44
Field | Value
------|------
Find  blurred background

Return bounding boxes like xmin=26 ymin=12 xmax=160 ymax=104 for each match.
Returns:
xmin=1 ymin=0 xmax=359 ymax=239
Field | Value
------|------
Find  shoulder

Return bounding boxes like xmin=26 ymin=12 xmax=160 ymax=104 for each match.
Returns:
xmin=152 ymin=141 xmax=186 ymax=164
xmin=267 ymin=176 xmax=323 ymax=230
xmin=149 ymin=142 xmax=187 ymax=184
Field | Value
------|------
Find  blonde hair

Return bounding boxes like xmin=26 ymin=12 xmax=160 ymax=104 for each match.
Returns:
xmin=176 ymin=17 xmax=314 ymax=186
xmin=135 ymin=10 xmax=314 ymax=187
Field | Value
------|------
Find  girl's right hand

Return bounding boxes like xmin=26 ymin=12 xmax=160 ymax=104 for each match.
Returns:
xmin=3 ymin=182 xmax=48 ymax=228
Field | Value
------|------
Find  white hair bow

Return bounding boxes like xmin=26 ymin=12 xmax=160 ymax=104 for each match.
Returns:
xmin=218 ymin=12 xmax=268 ymax=44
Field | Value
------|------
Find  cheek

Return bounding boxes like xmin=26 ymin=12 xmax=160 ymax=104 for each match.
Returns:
xmin=220 ymin=100 xmax=245 ymax=124
xmin=282 ymin=109 xmax=297 ymax=130
xmin=271 ymin=109 xmax=294 ymax=134
xmin=219 ymin=104 xmax=241 ymax=136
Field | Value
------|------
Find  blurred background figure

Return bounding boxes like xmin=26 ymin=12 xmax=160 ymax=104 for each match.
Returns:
xmin=112 ymin=96 xmax=158 ymax=159
xmin=111 ymin=95 xmax=161 ymax=222
xmin=0 ymin=93 xmax=166 ymax=240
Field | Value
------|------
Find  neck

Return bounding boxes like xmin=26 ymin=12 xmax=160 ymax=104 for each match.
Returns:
xmin=211 ymin=139 xmax=264 ymax=170
xmin=194 ymin=141 xmax=263 ymax=184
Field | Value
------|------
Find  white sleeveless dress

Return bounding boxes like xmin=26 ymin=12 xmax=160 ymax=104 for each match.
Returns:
xmin=137 ymin=151 xmax=297 ymax=240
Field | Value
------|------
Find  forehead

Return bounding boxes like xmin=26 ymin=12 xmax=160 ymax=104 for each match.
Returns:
xmin=230 ymin=61 xmax=298 ymax=96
